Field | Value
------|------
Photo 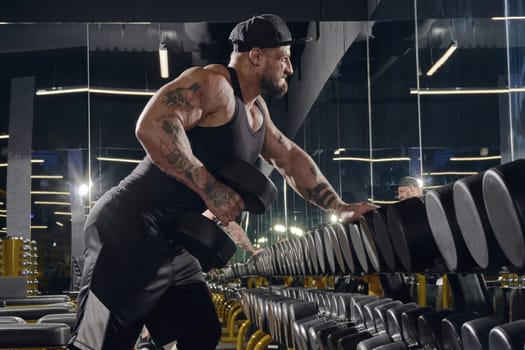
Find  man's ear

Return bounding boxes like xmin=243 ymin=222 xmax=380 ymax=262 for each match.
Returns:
xmin=248 ymin=47 xmax=263 ymax=67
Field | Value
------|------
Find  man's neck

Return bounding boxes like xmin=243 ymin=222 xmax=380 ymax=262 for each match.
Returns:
xmin=228 ymin=62 xmax=261 ymax=105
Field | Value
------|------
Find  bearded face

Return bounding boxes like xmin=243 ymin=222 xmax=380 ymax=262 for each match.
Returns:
xmin=259 ymin=60 xmax=289 ymax=97
xmin=256 ymin=47 xmax=293 ymax=97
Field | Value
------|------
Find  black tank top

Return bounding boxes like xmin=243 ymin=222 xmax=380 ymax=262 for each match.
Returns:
xmin=116 ymin=67 xmax=267 ymax=223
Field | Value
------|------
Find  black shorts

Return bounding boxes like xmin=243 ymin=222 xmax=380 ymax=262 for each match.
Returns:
xmin=69 ymin=189 xmax=220 ymax=350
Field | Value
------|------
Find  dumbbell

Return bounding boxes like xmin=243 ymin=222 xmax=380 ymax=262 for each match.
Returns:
xmin=385 ymin=302 xmax=418 ymax=341
xmin=482 ymin=159 xmax=525 ymax=270
xmin=441 ymin=310 xmax=480 ymax=350
xmin=417 ymin=308 xmax=455 ymax=349
xmin=401 ymin=305 xmax=434 ymax=347
xmin=489 ymin=319 xmax=525 ymax=349
xmin=461 ymin=315 xmax=506 ymax=349
xmin=170 ymin=159 xmax=277 ymax=268
xmin=453 ymin=171 xmax=508 ymax=271
xmin=425 ymin=183 xmax=477 ymax=272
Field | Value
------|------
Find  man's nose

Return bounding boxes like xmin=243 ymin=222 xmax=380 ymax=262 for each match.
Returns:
xmin=285 ymin=59 xmax=293 ymax=76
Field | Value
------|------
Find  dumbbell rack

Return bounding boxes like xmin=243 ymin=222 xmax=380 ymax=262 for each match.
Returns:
xmin=0 ymin=236 xmax=39 ymax=296
xmin=208 ymin=158 xmax=525 ymax=349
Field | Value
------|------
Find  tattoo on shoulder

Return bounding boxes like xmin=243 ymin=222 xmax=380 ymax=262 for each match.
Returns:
xmin=162 ymin=82 xmax=201 ymax=110
xmin=310 ymin=166 xmax=318 ymax=177
xmin=278 ymin=134 xmax=285 ymax=144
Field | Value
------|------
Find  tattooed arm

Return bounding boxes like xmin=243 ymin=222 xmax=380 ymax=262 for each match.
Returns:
xmin=136 ymin=67 xmax=244 ymax=224
xmin=258 ymin=97 xmax=377 ymax=221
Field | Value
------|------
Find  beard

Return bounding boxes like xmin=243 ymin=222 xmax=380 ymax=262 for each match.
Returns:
xmin=259 ymin=64 xmax=288 ymax=97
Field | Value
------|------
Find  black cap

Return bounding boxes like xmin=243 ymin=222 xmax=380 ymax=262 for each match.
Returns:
xmin=229 ymin=14 xmax=312 ymax=52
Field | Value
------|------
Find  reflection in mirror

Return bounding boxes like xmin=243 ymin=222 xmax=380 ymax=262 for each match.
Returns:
xmin=415 ymin=1 xmax=505 ymax=189
xmin=506 ymin=0 xmax=525 ymax=161
xmin=367 ymin=12 xmax=420 ymax=202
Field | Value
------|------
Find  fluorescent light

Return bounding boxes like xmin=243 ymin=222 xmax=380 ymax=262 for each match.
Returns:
xmin=0 ymin=159 xmax=44 ymax=167
xmin=30 ymin=225 xmax=48 ymax=229
xmin=31 ymin=175 xmax=64 ymax=179
xmin=0 ymin=135 xmax=9 ymax=139
xmin=426 ymin=41 xmax=458 ymax=76
xmin=89 ymin=87 xmax=155 ymax=96
xmin=410 ymin=87 xmax=525 ymax=95
xmin=35 ymin=86 xmax=156 ymax=96
xmin=96 ymin=156 xmax=142 ymax=164
xmin=54 ymin=211 xmax=72 ymax=216
xmin=257 ymin=237 xmax=267 ymax=243
xmin=369 ymin=199 xmax=399 ymax=204
xmin=492 ymin=16 xmax=525 ymax=21
xmin=34 ymin=201 xmax=71 ymax=206
xmin=449 ymin=155 xmax=502 ymax=161
xmin=333 ymin=148 xmax=346 ymax=155
xmin=333 ymin=156 xmax=411 ymax=162
xmin=36 ymin=86 xmax=89 ymax=96
xmin=31 ymin=191 xmax=71 ymax=195
xmin=423 ymin=171 xmax=478 ymax=176
xmin=159 ymin=43 xmax=169 ymax=78
xmin=56 ymin=221 xmax=64 ymax=227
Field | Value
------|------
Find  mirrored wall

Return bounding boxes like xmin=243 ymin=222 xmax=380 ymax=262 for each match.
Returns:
xmin=0 ymin=0 xmax=524 ymax=291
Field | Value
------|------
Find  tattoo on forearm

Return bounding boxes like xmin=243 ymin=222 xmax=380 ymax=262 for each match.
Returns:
xmin=307 ymin=183 xmax=327 ymax=202
xmin=204 ymin=183 xmax=232 ymax=208
xmin=159 ymin=138 xmax=199 ymax=183
xmin=162 ymin=82 xmax=201 ymax=110
xmin=325 ymin=196 xmax=336 ymax=208
xmin=307 ymin=182 xmax=337 ymax=208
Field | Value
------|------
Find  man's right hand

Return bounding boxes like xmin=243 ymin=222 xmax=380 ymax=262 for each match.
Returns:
xmin=202 ymin=178 xmax=245 ymax=225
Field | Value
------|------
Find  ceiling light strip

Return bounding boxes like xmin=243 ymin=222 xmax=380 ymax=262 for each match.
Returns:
xmin=449 ymin=155 xmax=502 ymax=161
xmin=492 ymin=16 xmax=525 ymax=20
xmin=426 ymin=41 xmax=458 ymax=76
xmin=36 ymin=86 xmax=156 ymax=96
xmin=368 ymin=199 xmax=399 ymax=204
xmin=423 ymin=171 xmax=478 ymax=176
xmin=96 ymin=157 xmax=142 ymax=164
xmin=333 ymin=157 xmax=411 ymax=162
xmin=411 ymin=87 xmax=525 ymax=95
xmin=34 ymin=201 xmax=71 ymax=206
xmin=31 ymin=191 xmax=71 ymax=195
xmin=31 ymin=175 xmax=64 ymax=179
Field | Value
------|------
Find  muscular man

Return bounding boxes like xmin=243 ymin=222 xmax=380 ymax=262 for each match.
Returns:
xmin=69 ymin=14 xmax=376 ymax=350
